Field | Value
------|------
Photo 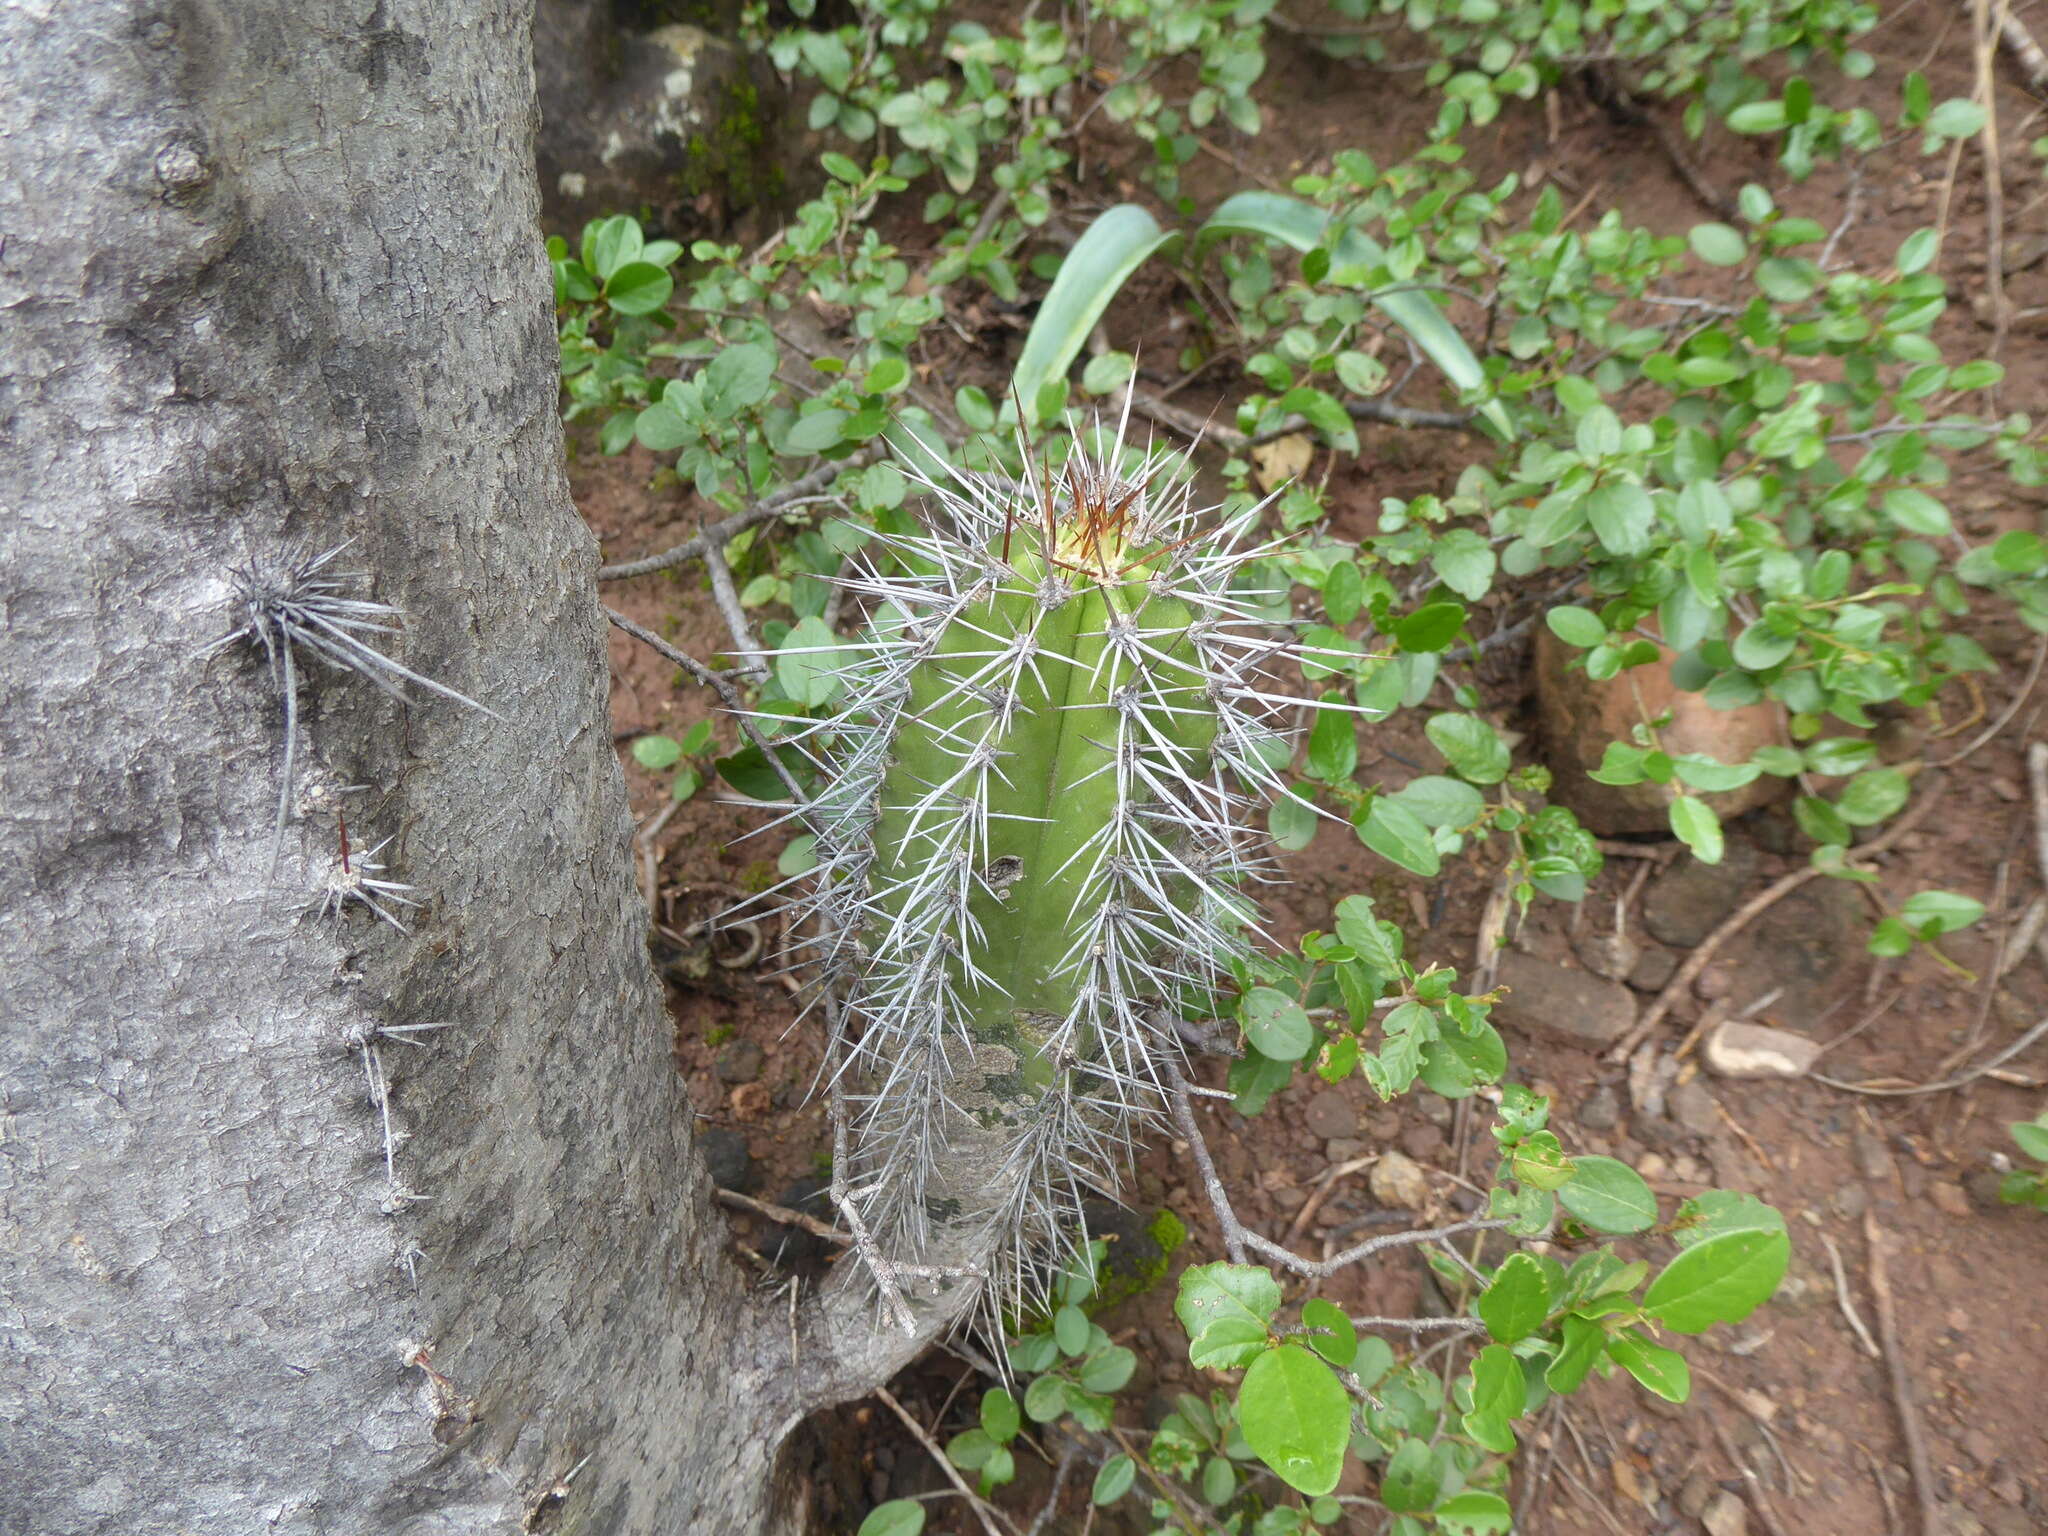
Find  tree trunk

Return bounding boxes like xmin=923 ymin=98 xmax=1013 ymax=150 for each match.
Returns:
xmin=0 ymin=4 xmax=921 ymax=1530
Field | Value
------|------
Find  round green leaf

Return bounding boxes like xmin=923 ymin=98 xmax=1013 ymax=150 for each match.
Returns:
xmin=1546 ymin=605 xmax=1607 ymax=648
xmin=1436 ymin=1490 xmax=1514 ymax=1534
xmin=1668 ymin=795 xmax=1723 ymax=865
xmin=857 ymin=1499 xmax=926 ymax=1536
xmin=1092 ymin=1454 xmax=1136 ymax=1505
xmin=604 ymin=260 xmax=673 ymax=316
xmin=1054 ymin=1303 xmax=1090 ymax=1357
xmin=980 ymin=1387 xmax=1020 ymax=1444
xmin=1643 ymin=1228 xmax=1790 ymax=1333
xmin=1242 ymin=986 xmax=1313 ymax=1061
xmin=1425 ymin=712 xmax=1511 ymax=784
xmin=1357 ymin=797 xmax=1441 ymax=876
xmin=1270 ymin=788 xmax=1319 ymax=852
xmin=632 ymin=734 xmax=683 ymax=771
xmin=1301 ymin=1297 xmax=1356 ymax=1368
xmin=1080 ymin=1344 xmax=1136 ymax=1393
xmin=1558 ymin=1155 xmax=1657 ymax=1233
xmin=1476 ymin=1252 xmax=1555 ymax=1344
xmin=1237 ymin=1345 xmax=1351 ymax=1496
xmin=1688 ymin=223 xmax=1748 ymax=266
xmin=1900 ymin=889 xmax=1985 ymax=934
xmin=1606 ymin=1328 xmax=1691 ymax=1402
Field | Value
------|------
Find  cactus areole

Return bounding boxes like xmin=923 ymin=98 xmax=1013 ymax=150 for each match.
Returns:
xmin=777 ymin=418 xmax=1351 ymax=1311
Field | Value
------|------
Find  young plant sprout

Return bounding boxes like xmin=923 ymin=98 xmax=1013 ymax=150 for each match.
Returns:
xmin=758 ymin=407 xmax=1369 ymax=1316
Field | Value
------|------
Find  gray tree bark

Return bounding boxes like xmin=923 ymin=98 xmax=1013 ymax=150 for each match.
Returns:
xmin=0 ymin=3 xmax=927 ymax=1531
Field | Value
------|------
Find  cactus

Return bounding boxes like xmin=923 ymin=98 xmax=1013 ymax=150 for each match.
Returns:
xmin=772 ymin=412 xmax=1353 ymax=1313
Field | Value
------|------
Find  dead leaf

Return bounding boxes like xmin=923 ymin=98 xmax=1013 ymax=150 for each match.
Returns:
xmin=1250 ymin=432 xmax=1312 ymax=493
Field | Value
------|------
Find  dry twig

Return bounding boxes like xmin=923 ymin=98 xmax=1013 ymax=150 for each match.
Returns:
xmin=1605 ymin=785 xmax=1942 ymax=1063
xmin=1864 ymin=1212 xmax=1941 ymax=1536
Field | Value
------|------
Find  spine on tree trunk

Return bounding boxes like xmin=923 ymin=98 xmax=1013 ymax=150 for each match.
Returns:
xmin=778 ymin=415 xmax=1345 ymax=1313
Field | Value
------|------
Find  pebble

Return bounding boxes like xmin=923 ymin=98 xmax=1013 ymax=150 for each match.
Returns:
xmin=1303 ymin=1088 xmax=1358 ymax=1141
xmin=695 ymin=1127 xmax=756 ymax=1193
xmin=1492 ymin=951 xmax=1639 ymax=1050
xmin=1702 ymin=1489 xmax=1749 ymax=1536
xmin=1370 ymin=1150 xmax=1433 ymax=1211
xmin=1703 ymin=1021 xmax=1821 ymax=1079
xmin=1678 ymin=1471 xmax=1718 ymax=1518
xmin=1628 ymin=943 xmax=1681 ymax=993
xmin=1965 ymin=1167 xmax=2009 ymax=1210
xmin=1366 ymin=1109 xmax=1403 ymax=1141
xmin=1832 ymin=1182 xmax=1869 ymax=1220
xmin=1325 ymin=1137 xmax=1368 ymax=1162
xmin=1854 ymin=1131 xmax=1895 ymax=1183
xmin=1668 ymin=1078 xmax=1721 ymax=1137
xmin=1578 ymin=1084 xmax=1622 ymax=1131
xmin=1573 ymin=924 xmax=1642 ymax=981
xmin=714 ymin=1039 xmax=766 ymax=1084
xmin=1694 ymin=965 xmax=1736 ymax=1001
xmin=1643 ymin=842 xmax=1761 ymax=948
xmin=1929 ymin=1180 xmax=1972 ymax=1218
xmin=1400 ymin=1122 xmax=1447 ymax=1162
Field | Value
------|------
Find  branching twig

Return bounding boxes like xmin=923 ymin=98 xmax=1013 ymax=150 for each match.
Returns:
xmin=1818 ymin=1232 xmax=1881 ymax=1359
xmin=1168 ymin=1065 xmax=1506 ymax=1280
xmin=1864 ymin=1212 xmax=1941 ymax=1536
xmin=597 ymin=455 xmax=874 ymax=581
xmin=875 ymin=1386 xmax=1019 ymax=1536
xmin=1605 ymin=784 xmax=1943 ymax=1062
xmin=716 ymin=1188 xmax=853 ymax=1245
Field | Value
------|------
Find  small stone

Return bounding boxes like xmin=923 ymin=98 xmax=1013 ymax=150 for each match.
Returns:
xmin=1961 ymin=1429 xmax=1998 ymax=1468
xmin=1854 ymin=1131 xmax=1896 ymax=1184
xmin=1670 ymin=1153 xmax=1709 ymax=1184
xmin=1574 ymin=925 xmax=1642 ymax=981
xmin=1694 ymin=965 xmax=1736 ymax=1001
xmin=1636 ymin=1152 xmax=1670 ymax=1181
xmin=1370 ymin=1150 xmax=1432 ymax=1211
xmin=1366 ymin=1109 xmax=1403 ymax=1141
xmin=1643 ymin=841 xmax=1762 ymax=948
xmin=1899 ymin=1160 xmax=1928 ymax=1200
xmin=728 ymin=1081 xmax=771 ymax=1121
xmin=1669 ymin=1078 xmax=1721 ymax=1137
xmin=1634 ymin=1115 xmax=1688 ymax=1151
xmin=1415 ymin=1094 xmax=1454 ymax=1129
xmin=1325 ymin=1137 xmax=1368 ymax=1163
xmin=1678 ymin=1471 xmax=1718 ymax=1518
xmin=714 ymin=1039 xmax=766 ymax=1084
xmin=1703 ymin=1021 xmax=1822 ymax=1079
xmin=695 ymin=1127 xmax=755 ymax=1193
xmin=1400 ymin=1122 xmax=1447 ymax=1162
xmin=1832 ymin=1182 xmax=1870 ymax=1220
xmin=1992 ymin=776 xmax=2024 ymax=803
xmin=1578 ymin=1084 xmax=1621 ymax=1131
xmin=1965 ymin=1167 xmax=2009 ymax=1210
xmin=1991 ymin=1474 xmax=2026 ymax=1506
xmin=1303 ymin=1088 xmax=1358 ymax=1141
xmin=1628 ymin=943 xmax=1681 ymax=992
xmin=1492 ymin=951 xmax=1639 ymax=1050
xmin=1929 ymin=1180 xmax=1972 ymax=1218
xmin=1702 ymin=1489 xmax=1749 ymax=1536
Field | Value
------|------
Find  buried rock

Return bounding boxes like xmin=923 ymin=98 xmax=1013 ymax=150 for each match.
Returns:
xmin=1491 ymin=950 xmax=1638 ymax=1051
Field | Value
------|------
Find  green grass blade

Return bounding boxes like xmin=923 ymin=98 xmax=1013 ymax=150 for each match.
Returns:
xmin=1195 ymin=191 xmax=1511 ymax=440
xmin=1011 ymin=205 xmax=1179 ymax=427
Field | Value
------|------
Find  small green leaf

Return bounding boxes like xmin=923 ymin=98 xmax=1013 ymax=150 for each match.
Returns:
xmin=1477 ymin=1252 xmax=1555 ymax=1344
xmin=1435 ymin=1490 xmax=1514 ymax=1534
xmin=1431 ymin=528 xmax=1496 ymax=601
xmin=1054 ymin=1304 xmax=1090 ymax=1357
xmin=1378 ymin=1437 xmax=1440 ymax=1512
xmin=1358 ymin=797 xmax=1441 ymax=876
xmin=1688 ymin=223 xmax=1748 ymax=266
xmin=1393 ymin=601 xmax=1468 ymax=653
xmin=604 ymin=260 xmax=674 ymax=316
xmin=1545 ymin=1313 xmax=1606 ymax=1394
xmin=1177 ymin=1263 xmax=1284 ymax=1339
xmin=1189 ymin=1316 xmax=1270 ymax=1370
xmin=1237 ymin=1345 xmax=1351 ymax=1496
xmin=1023 ymin=1373 xmax=1068 ymax=1422
xmin=1606 ymin=1328 xmax=1691 ymax=1402
xmin=1080 ymin=1345 xmax=1137 ymax=1393
xmin=1092 ymin=1454 xmax=1136 ymax=1505
xmin=1301 ymin=1298 xmax=1356 ymax=1367
xmin=1461 ymin=1343 xmax=1525 ymax=1453
xmin=1546 ymin=606 xmax=1607 ymax=648
xmin=980 ymin=1388 xmax=1019 ymax=1444
xmin=1426 ymin=712 xmax=1511 ymax=784
xmin=1271 ymin=787 xmax=1319 ymax=851
xmin=1242 ymin=987 xmax=1314 ymax=1061
xmin=632 ymin=734 xmax=683 ymax=771
xmin=1899 ymin=890 xmax=1985 ymax=934
xmin=857 ymin=1499 xmax=925 ymax=1536
xmin=1667 ymin=795 xmax=1723 ymax=864
xmin=775 ymin=616 xmax=843 ymax=708
xmin=1559 ymin=1156 xmax=1657 ymax=1234
xmin=1837 ymin=767 xmax=1910 ymax=826
xmin=1643 ymin=1228 xmax=1790 ymax=1333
